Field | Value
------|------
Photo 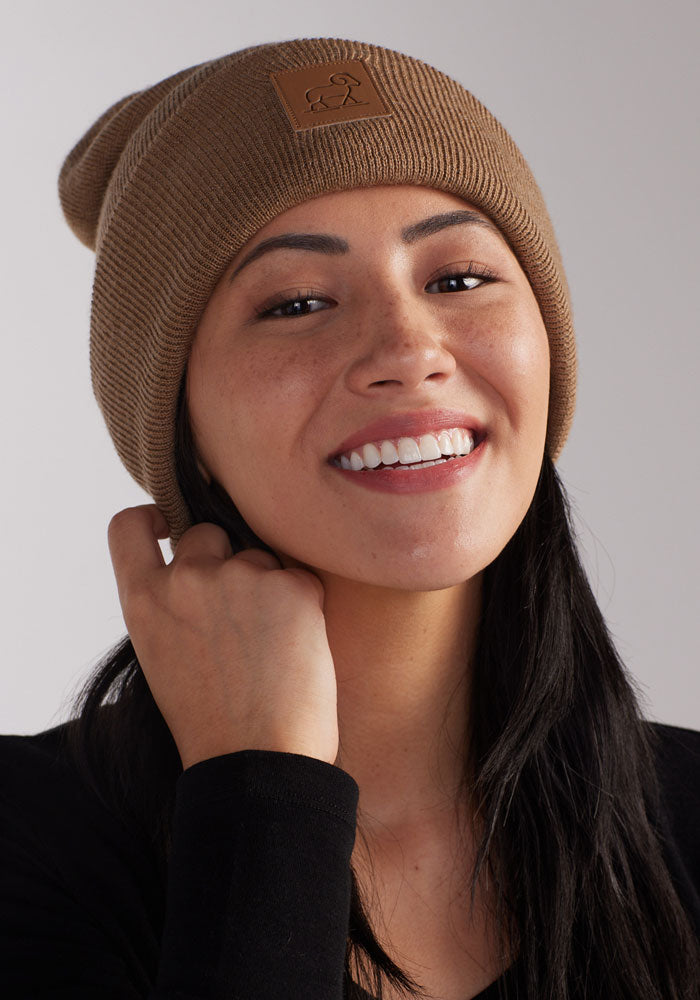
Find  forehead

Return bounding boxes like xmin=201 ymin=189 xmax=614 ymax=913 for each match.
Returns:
xmin=224 ymin=184 xmax=512 ymax=288
xmin=250 ymin=183 xmax=500 ymax=237
xmin=194 ymin=181 xmax=540 ymax=360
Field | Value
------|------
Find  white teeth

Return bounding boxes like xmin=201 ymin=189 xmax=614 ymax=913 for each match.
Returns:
xmin=397 ymin=437 xmax=422 ymax=465
xmin=337 ymin=427 xmax=476 ymax=471
xmin=361 ymin=442 xmax=382 ymax=469
xmin=437 ymin=431 xmax=455 ymax=456
xmin=380 ymin=440 xmax=400 ymax=465
xmin=392 ymin=458 xmax=450 ymax=470
xmin=418 ymin=434 xmax=442 ymax=461
xmin=454 ymin=429 xmax=474 ymax=455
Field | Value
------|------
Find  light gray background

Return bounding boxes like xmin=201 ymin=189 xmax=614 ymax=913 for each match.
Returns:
xmin=2 ymin=0 xmax=698 ymax=735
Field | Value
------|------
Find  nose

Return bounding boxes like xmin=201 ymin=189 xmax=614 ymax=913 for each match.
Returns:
xmin=344 ymin=289 xmax=458 ymax=393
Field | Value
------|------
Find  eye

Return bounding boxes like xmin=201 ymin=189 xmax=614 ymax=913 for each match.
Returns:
xmin=254 ymin=289 xmax=330 ymax=320
xmin=426 ymin=262 xmax=497 ymax=294
xmin=254 ymin=262 xmax=497 ymax=321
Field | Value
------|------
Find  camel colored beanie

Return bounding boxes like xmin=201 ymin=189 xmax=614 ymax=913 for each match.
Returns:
xmin=58 ymin=36 xmax=576 ymax=545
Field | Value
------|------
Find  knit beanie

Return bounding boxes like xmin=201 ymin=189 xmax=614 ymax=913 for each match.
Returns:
xmin=58 ymin=36 xmax=576 ymax=546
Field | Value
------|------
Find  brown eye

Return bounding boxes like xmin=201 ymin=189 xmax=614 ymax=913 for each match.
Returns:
xmin=426 ymin=262 xmax=497 ymax=294
xmin=255 ymin=289 xmax=330 ymax=319
xmin=429 ymin=273 xmax=484 ymax=293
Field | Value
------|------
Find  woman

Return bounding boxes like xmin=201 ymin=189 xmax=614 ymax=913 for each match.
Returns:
xmin=1 ymin=37 xmax=698 ymax=1000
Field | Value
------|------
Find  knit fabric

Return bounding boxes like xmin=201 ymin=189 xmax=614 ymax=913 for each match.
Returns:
xmin=58 ymin=37 xmax=577 ymax=545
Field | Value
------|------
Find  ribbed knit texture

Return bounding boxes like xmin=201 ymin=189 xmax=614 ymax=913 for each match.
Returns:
xmin=58 ymin=37 xmax=577 ymax=545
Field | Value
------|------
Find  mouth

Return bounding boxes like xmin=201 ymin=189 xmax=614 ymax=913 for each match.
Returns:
xmin=328 ymin=426 xmax=486 ymax=472
xmin=328 ymin=431 xmax=488 ymax=494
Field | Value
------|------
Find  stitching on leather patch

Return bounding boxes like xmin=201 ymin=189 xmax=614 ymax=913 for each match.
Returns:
xmin=270 ymin=58 xmax=392 ymax=132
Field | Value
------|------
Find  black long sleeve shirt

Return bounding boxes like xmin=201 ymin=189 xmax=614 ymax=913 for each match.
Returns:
xmin=0 ymin=718 xmax=698 ymax=999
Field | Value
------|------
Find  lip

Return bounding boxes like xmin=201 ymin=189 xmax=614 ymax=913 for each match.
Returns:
xmin=328 ymin=409 xmax=487 ymax=461
xmin=329 ymin=435 xmax=487 ymax=493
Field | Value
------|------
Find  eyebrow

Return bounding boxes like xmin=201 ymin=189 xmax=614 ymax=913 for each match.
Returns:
xmin=227 ymin=209 xmax=505 ymax=286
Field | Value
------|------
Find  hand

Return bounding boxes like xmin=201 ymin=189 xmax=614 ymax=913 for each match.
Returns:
xmin=107 ymin=505 xmax=339 ymax=770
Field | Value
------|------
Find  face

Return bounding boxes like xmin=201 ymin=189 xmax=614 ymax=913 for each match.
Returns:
xmin=186 ymin=185 xmax=550 ymax=591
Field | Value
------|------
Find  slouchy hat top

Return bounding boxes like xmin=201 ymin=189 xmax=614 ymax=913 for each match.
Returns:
xmin=58 ymin=36 xmax=576 ymax=544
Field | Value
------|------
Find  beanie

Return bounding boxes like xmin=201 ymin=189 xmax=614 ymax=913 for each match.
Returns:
xmin=58 ymin=36 xmax=576 ymax=546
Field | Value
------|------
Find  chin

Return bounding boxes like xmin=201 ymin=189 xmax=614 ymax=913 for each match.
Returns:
xmin=330 ymin=553 xmax=487 ymax=592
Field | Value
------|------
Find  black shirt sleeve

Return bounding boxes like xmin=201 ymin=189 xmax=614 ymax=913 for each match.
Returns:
xmin=157 ymin=750 xmax=359 ymax=998
xmin=0 ymin=727 xmax=359 ymax=1000
xmin=1 ymin=719 xmax=698 ymax=999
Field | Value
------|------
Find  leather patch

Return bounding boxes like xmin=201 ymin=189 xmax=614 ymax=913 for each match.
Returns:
xmin=271 ymin=58 xmax=392 ymax=132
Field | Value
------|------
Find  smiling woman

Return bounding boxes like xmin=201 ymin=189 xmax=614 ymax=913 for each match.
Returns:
xmin=1 ymin=36 xmax=698 ymax=1000
xmin=186 ymin=186 xmax=550 ymax=592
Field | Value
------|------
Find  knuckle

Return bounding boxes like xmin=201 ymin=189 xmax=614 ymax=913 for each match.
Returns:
xmin=170 ymin=553 xmax=204 ymax=578
xmin=107 ymin=506 xmax=147 ymax=546
xmin=168 ymin=557 xmax=211 ymax=601
xmin=107 ymin=508 xmax=132 ymax=540
xmin=180 ymin=521 xmax=228 ymax=546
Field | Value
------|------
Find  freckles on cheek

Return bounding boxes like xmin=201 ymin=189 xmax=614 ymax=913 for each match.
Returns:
xmin=250 ymin=345 xmax=327 ymax=409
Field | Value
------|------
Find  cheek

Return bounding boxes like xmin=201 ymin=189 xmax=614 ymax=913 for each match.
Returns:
xmin=486 ymin=301 xmax=550 ymax=431
xmin=241 ymin=340 xmax=330 ymax=411
xmin=506 ymin=328 xmax=550 ymax=409
xmin=190 ymin=340 xmax=332 ymax=489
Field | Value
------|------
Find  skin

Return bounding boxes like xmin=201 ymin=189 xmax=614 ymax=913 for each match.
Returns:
xmin=185 ymin=184 xmax=551 ymax=843
xmin=108 ymin=184 xmax=550 ymax=995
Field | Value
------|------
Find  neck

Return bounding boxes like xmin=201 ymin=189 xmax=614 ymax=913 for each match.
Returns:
xmin=289 ymin=564 xmax=483 ymax=838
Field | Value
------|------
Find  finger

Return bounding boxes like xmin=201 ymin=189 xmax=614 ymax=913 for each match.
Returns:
xmin=232 ymin=548 xmax=283 ymax=571
xmin=151 ymin=507 xmax=170 ymax=538
xmin=234 ymin=550 xmax=325 ymax=609
xmin=108 ymin=505 xmax=168 ymax=592
xmin=274 ymin=552 xmax=325 ymax=608
xmin=172 ymin=521 xmax=234 ymax=563
xmin=283 ymin=567 xmax=326 ymax=610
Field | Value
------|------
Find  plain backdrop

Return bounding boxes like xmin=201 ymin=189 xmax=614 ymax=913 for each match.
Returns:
xmin=1 ymin=0 xmax=698 ymax=735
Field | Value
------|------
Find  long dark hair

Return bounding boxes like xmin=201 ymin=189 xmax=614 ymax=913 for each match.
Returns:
xmin=64 ymin=382 xmax=700 ymax=999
